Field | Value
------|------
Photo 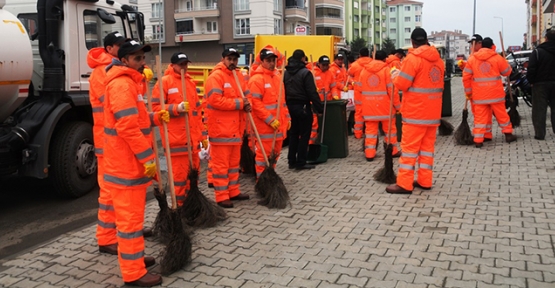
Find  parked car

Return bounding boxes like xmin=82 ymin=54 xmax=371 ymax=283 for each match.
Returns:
xmin=506 ymin=50 xmax=532 ymax=67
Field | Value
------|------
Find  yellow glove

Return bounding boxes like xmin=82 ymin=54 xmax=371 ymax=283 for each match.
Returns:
xmin=343 ymin=87 xmax=349 ymax=92
xmin=465 ymin=94 xmax=472 ymax=100
xmin=201 ymin=139 xmax=209 ymax=149
xmin=177 ymin=101 xmax=189 ymax=113
xmin=144 ymin=160 xmax=156 ymax=177
xmin=157 ymin=110 xmax=170 ymax=123
xmin=143 ymin=67 xmax=154 ymax=82
xmin=270 ymin=119 xmax=280 ymax=130
xmin=333 ymin=95 xmax=340 ymax=100
xmin=287 ymin=121 xmax=291 ymax=130
xmin=457 ymin=60 xmax=466 ymax=69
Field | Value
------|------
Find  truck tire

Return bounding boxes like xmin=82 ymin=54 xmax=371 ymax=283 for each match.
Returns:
xmin=49 ymin=121 xmax=97 ymax=198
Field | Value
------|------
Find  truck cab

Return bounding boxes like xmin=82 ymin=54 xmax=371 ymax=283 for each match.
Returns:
xmin=0 ymin=0 xmax=145 ymax=198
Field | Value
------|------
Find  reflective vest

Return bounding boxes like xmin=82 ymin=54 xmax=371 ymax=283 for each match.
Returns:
xmin=359 ymin=60 xmax=401 ymax=121
xmin=462 ymin=48 xmax=511 ymax=105
xmin=329 ymin=62 xmax=348 ymax=91
xmin=313 ymin=66 xmax=338 ymax=101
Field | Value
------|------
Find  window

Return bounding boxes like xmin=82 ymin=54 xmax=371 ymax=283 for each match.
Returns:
xmin=152 ymin=24 xmax=164 ymax=41
xmin=390 ymin=17 xmax=396 ymax=23
xmin=234 ymin=0 xmax=249 ymax=11
xmin=286 ymin=0 xmax=304 ymax=8
xmin=405 ymin=27 xmax=411 ymax=33
xmin=415 ymin=15 xmax=421 ymax=22
xmin=274 ymin=0 xmax=281 ymax=11
xmin=151 ymin=3 xmax=163 ymax=18
xmin=18 ymin=13 xmax=38 ymax=39
xmin=415 ymin=6 xmax=420 ymax=11
xmin=354 ymin=29 xmax=359 ymax=38
xmin=354 ymin=15 xmax=359 ymax=22
xmin=82 ymin=10 xmax=125 ymax=49
xmin=316 ymin=7 xmax=342 ymax=18
xmin=405 ymin=16 xmax=411 ymax=22
xmin=176 ymin=20 xmax=193 ymax=34
xmin=405 ymin=6 xmax=410 ymax=11
xmin=205 ymin=0 xmax=217 ymax=9
xmin=354 ymin=1 xmax=359 ymax=9
xmin=235 ymin=18 xmax=250 ymax=35
xmin=375 ymin=31 xmax=380 ymax=39
xmin=390 ymin=28 xmax=396 ymax=34
xmin=206 ymin=21 xmax=217 ymax=32
xmin=274 ymin=19 xmax=282 ymax=34
xmin=405 ymin=38 xmax=411 ymax=45
xmin=389 ymin=7 xmax=396 ymax=12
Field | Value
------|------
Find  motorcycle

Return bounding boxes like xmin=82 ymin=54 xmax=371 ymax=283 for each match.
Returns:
xmin=505 ymin=55 xmax=532 ymax=108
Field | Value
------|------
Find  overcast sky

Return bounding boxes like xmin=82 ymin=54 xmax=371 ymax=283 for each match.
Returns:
xmin=419 ymin=0 xmax=527 ymax=49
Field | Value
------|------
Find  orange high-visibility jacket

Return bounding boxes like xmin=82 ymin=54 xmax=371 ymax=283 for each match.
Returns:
xmin=393 ymin=45 xmax=445 ymax=126
xmin=329 ymin=62 xmax=348 ymax=91
xmin=103 ymin=63 xmax=159 ymax=189
xmin=152 ymin=65 xmax=204 ymax=155
xmin=386 ymin=54 xmax=402 ymax=70
xmin=462 ymin=48 xmax=511 ymax=104
xmin=348 ymin=56 xmax=373 ymax=90
xmin=250 ymin=44 xmax=285 ymax=76
xmin=248 ymin=65 xmax=290 ymax=140
xmin=313 ymin=66 xmax=339 ymax=101
xmin=359 ymin=60 xmax=401 ymax=120
xmin=205 ymin=62 xmax=248 ymax=145
xmin=87 ymin=48 xmax=115 ymax=157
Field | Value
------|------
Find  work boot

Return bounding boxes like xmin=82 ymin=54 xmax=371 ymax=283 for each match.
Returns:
xmin=143 ymin=227 xmax=153 ymax=238
xmin=230 ymin=193 xmax=250 ymax=201
xmin=99 ymin=244 xmax=118 ymax=255
xmin=217 ymin=200 xmax=234 ymax=208
xmin=475 ymin=142 xmax=483 ymax=148
xmin=365 ymin=157 xmax=374 ymax=162
xmin=124 ymin=273 xmax=162 ymax=287
xmin=413 ymin=181 xmax=431 ymax=190
xmin=504 ymin=133 xmax=517 ymax=143
xmin=144 ymin=256 xmax=156 ymax=268
xmin=385 ymin=184 xmax=412 ymax=194
xmin=484 ymin=138 xmax=492 ymax=142
xmin=295 ymin=164 xmax=315 ymax=170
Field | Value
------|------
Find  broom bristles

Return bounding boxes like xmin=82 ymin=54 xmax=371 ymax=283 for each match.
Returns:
xmin=373 ymin=144 xmax=397 ymax=184
xmin=438 ymin=119 xmax=454 ymax=136
xmin=508 ymin=104 xmax=521 ymax=128
xmin=454 ymin=109 xmax=474 ymax=145
xmin=179 ymin=168 xmax=227 ymax=228
xmin=160 ymin=210 xmax=192 ymax=276
xmin=255 ymin=153 xmax=290 ymax=209
xmin=240 ymin=133 xmax=256 ymax=175
xmin=152 ymin=186 xmax=173 ymax=244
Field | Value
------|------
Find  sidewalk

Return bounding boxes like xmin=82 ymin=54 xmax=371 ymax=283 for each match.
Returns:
xmin=1 ymin=77 xmax=555 ymax=288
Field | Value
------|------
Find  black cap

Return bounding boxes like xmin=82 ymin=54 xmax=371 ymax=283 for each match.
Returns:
xmin=104 ymin=31 xmax=126 ymax=48
xmin=411 ymin=28 xmax=428 ymax=42
xmin=360 ymin=47 xmax=370 ymax=56
xmin=292 ymin=49 xmax=306 ymax=60
xmin=222 ymin=47 xmax=240 ymax=58
xmin=375 ymin=50 xmax=387 ymax=61
xmin=171 ymin=52 xmax=191 ymax=64
xmin=318 ymin=55 xmax=330 ymax=64
xmin=335 ymin=53 xmax=345 ymax=58
xmin=260 ymin=48 xmax=278 ymax=61
xmin=394 ymin=49 xmax=406 ymax=56
xmin=468 ymin=34 xmax=483 ymax=43
xmin=482 ymin=37 xmax=494 ymax=48
xmin=117 ymin=40 xmax=151 ymax=59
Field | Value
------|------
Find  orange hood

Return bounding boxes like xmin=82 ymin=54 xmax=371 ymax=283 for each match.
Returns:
xmin=87 ymin=47 xmax=114 ymax=69
xmin=410 ymin=45 xmax=441 ymax=62
xmin=473 ymin=48 xmax=499 ymax=61
xmin=106 ymin=60 xmax=144 ymax=84
xmin=364 ymin=60 xmax=388 ymax=73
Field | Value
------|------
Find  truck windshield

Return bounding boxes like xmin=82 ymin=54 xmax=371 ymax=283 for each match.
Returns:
xmin=84 ymin=10 xmax=125 ymax=50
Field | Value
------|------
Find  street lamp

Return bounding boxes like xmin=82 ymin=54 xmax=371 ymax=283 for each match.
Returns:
xmin=494 ymin=16 xmax=504 ymax=38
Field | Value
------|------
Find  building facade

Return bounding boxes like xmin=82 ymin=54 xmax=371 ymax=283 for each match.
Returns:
xmin=428 ymin=30 xmax=469 ymax=59
xmin=345 ymin=0 xmax=387 ymax=48
xmin=385 ymin=0 xmax=422 ymax=49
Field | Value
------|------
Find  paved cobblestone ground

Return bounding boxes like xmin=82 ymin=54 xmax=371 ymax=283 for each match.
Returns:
xmin=1 ymin=78 xmax=555 ymax=288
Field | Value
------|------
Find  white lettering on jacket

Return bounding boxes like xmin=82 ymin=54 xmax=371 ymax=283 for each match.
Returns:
xmin=137 ymin=94 xmax=144 ymax=101
xmin=168 ymin=88 xmax=179 ymax=94
xmin=224 ymin=83 xmax=232 ymax=88
xmin=264 ymin=83 xmax=271 ymax=88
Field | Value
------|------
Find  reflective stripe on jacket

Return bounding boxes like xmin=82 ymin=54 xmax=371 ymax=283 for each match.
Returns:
xmin=329 ymin=62 xmax=347 ymax=91
xmin=313 ymin=66 xmax=339 ymax=100
xmin=359 ymin=60 xmax=401 ymax=120
xmin=462 ymin=48 xmax=511 ymax=104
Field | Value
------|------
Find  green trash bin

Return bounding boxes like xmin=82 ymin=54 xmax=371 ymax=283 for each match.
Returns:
xmin=442 ymin=77 xmax=452 ymax=117
xmin=320 ymin=100 xmax=349 ymax=158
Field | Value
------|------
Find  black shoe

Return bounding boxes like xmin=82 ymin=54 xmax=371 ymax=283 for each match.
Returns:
xmin=534 ymin=136 xmax=545 ymax=140
xmin=124 ymin=273 xmax=162 ymax=287
xmin=475 ymin=142 xmax=483 ymax=148
xmin=484 ymin=138 xmax=492 ymax=142
xmin=143 ymin=227 xmax=153 ymax=238
xmin=413 ymin=181 xmax=432 ymax=190
xmin=295 ymin=164 xmax=315 ymax=170
xmin=230 ymin=193 xmax=250 ymax=201
xmin=288 ymin=164 xmax=295 ymax=169
xmin=504 ymin=133 xmax=517 ymax=143
xmin=366 ymin=157 xmax=374 ymax=162
xmin=217 ymin=200 xmax=234 ymax=208
xmin=208 ymin=183 xmax=214 ymax=188
xmin=99 ymin=244 xmax=118 ymax=255
xmin=144 ymin=256 xmax=156 ymax=268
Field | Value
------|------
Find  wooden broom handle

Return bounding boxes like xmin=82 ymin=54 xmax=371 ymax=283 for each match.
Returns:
xmin=271 ymin=52 xmax=287 ymax=154
xmin=145 ymin=79 xmax=164 ymax=190
xmin=180 ymin=69 xmax=194 ymax=168
xmin=498 ymin=31 xmax=514 ymax=103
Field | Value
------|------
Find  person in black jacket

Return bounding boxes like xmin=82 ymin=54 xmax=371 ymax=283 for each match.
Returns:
xmin=527 ymin=29 xmax=555 ymax=140
xmin=284 ymin=49 xmax=323 ymax=170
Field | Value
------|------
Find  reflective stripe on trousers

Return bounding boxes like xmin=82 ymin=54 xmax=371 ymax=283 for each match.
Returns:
xmin=210 ymin=144 xmax=242 ymax=202
xmin=364 ymin=120 xmax=399 ymax=159
xmin=397 ymin=124 xmax=437 ymax=190
xmin=96 ymin=156 xmax=117 ymax=246
xmin=473 ymin=102 xmax=513 ymax=143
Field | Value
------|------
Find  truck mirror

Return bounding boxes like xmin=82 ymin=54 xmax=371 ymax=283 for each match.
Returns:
xmin=97 ymin=8 xmax=116 ymax=24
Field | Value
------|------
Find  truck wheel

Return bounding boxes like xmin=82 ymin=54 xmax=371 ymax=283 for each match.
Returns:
xmin=49 ymin=121 xmax=97 ymax=198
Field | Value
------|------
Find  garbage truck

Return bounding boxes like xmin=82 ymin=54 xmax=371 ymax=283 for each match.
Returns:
xmin=0 ymin=0 xmax=145 ymax=198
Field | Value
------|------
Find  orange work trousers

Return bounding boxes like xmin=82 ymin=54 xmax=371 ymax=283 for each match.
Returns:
xmin=309 ymin=114 xmax=319 ymax=144
xmin=254 ymin=139 xmax=283 ymax=178
xmin=169 ymin=153 xmax=200 ymax=206
xmin=397 ymin=124 xmax=437 ymax=190
xmin=111 ymin=187 xmax=147 ymax=283
xmin=96 ymin=156 xmax=116 ymax=246
xmin=473 ymin=102 xmax=513 ymax=144
xmin=210 ymin=144 xmax=241 ymax=202
xmin=470 ymin=100 xmax=493 ymax=139
xmin=364 ymin=120 xmax=399 ymax=159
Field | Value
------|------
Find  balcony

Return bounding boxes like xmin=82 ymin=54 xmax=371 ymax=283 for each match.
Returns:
xmin=175 ymin=5 xmax=219 ymax=20
xmin=315 ymin=16 xmax=344 ymax=27
xmin=285 ymin=6 xmax=308 ymax=21
xmin=316 ymin=26 xmax=343 ymax=37
xmin=532 ymin=14 xmax=537 ymax=24
xmin=316 ymin=0 xmax=344 ymax=7
xmin=175 ymin=31 xmax=220 ymax=42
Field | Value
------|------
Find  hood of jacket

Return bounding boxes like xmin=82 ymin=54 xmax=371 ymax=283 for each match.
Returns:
xmin=386 ymin=55 xmax=400 ymax=65
xmin=473 ymin=48 xmax=498 ymax=61
xmin=285 ymin=58 xmax=307 ymax=75
xmin=251 ymin=64 xmax=278 ymax=77
xmin=537 ymin=40 xmax=555 ymax=54
xmin=364 ymin=60 xmax=388 ymax=73
xmin=411 ymin=45 xmax=441 ymax=62
xmin=210 ymin=61 xmax=235 ymax=76
xmin=87 ymin=47 xmax=114 ymax=69
xmin=105 ymin=59 xmax=144 ymax=84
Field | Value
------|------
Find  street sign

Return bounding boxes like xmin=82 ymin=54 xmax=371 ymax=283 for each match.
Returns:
xmin=295 ymin=26 xmax=307 ymax=35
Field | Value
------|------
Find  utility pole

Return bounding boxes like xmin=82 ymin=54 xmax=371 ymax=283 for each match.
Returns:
xmin=472 ymin=0 xmax=476 ymax=34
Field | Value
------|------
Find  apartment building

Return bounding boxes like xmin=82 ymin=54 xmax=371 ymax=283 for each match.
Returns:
xmin=428 ymin=30 xmax=469 ymax=59
xmin=344 ymin=0 xmax=387 ymax=48
xmin=385 ymin=0 xmax=422 ymax=48
xmin=526 ymin=0 xmax=555 ymax=48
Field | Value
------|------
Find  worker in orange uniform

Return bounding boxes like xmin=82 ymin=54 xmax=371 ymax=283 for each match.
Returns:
xmin=358 ymin=50 xmax=401 ymax=161
xmin=462 ymin=37 xmax=517 ymax=147
xmin=330 ymin=53 xmax=348 ymax=92
xmin=250 ymin=44 xmax=285 ymax=77
xmin=386 ymin=49 xmax=405 ymax=69
xmin=386 ymin=28 xmax=445 ymax=194
xmin=349 ymin=47 xmax=373 ymax=139
xmin=205 ymin=48 xmax=252 ymax=209
xmin=152 ymin=52 xmax=205 ymax=205
xmin=248 ymin=48 xmax=290 ymax=178
xmin=104 ymin=41 xmax=169 ymax=286
xmin=310 ymin=55 xmax=338 ymax=144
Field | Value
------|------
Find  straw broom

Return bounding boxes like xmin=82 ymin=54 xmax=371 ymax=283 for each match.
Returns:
xmin=454 ymin=42 xmax=475 ymax=145
xmin=240 ymin=54 xmax=256 ymax=175
xmin=374 ymin=83 xmax=397 ymax=184
xmin=178 ymin=69 xmax=227 ymax=228
xmin=499 ymin=31 xmax=520 ymax=127
xmin=155 ymin=56 xmax=192 ymax=276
